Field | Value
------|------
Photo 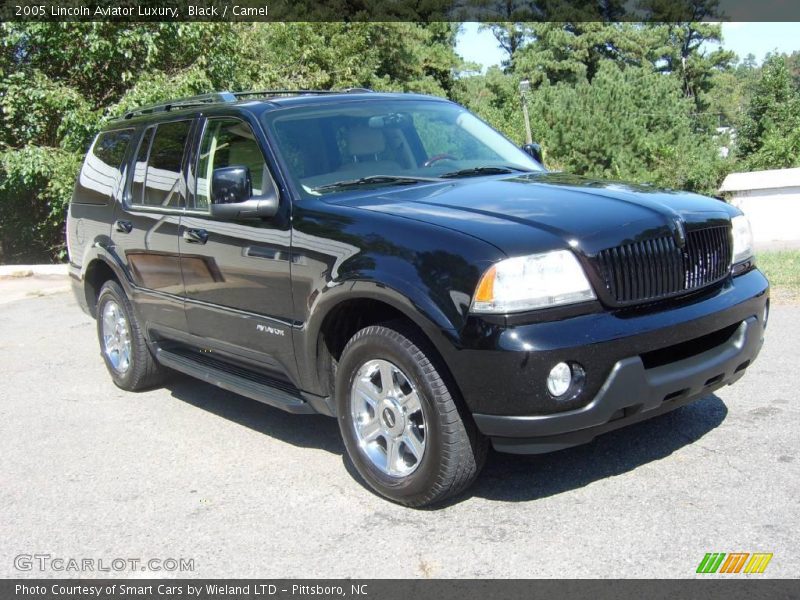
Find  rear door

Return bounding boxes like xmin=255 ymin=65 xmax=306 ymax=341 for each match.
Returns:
xmin=111 ymin=118 xmax=196 ymax=332
xmin=179 ymin=114 xmax=296 ymax=381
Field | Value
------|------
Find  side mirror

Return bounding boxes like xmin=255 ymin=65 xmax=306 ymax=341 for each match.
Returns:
xmin=209 ymin=166 xmax=278 ymax=219
xmin=521 ymin=143 xmax=544 ymax=165
xmin=212 ymin=166 xmax=251 ymax=205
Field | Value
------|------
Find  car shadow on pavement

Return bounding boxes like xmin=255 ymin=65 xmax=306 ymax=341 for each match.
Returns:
xmin=165 ymin=373 xmax=727 ymax=506
xmin=468 ymin=394 xmax=728 ymax=504
xmin=165 ymin=373 xmax=345 ymax=454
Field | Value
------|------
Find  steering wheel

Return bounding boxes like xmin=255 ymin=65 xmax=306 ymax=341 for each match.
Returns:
xmin=422 ymin=153 xmax=458 ymax=168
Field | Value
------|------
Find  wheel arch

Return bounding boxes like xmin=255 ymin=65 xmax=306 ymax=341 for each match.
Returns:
xmin=79 ymin=248 xmax=133 ymax=318
xmin=301 ymin=279 xmax=465 ymax=403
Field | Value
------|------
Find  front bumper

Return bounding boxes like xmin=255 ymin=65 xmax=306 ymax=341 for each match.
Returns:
xmin=475 ymin=315 xmax=763 ymax=454
xmin=443 ymin=269 xmax=769 ymax=454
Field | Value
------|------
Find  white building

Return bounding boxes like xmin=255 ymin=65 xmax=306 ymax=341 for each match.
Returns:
xmin=719 ymin=167 xmax=800 ymax=245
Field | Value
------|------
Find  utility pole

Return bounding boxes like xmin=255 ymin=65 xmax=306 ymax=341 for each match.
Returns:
xmin=519 ymin=79 xmax=532 ymax=144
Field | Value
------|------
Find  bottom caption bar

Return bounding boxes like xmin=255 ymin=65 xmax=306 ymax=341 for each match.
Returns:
xmin=3 ymin=579 xmax=797 ymax=600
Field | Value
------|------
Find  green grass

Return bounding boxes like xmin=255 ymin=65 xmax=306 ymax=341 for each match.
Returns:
xmin=756 ymin=250 xmax=800 ymax=298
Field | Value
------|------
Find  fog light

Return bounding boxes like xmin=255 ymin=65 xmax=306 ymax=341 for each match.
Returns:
xmin=763 ymin=301 xmax=769 ymax=329
xmin=547 ymin=362 xmax=572 ymax=397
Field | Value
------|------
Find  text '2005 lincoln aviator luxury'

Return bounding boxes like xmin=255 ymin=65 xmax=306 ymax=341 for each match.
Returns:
xmin=67 ymin=90 xmax=768 ymax=506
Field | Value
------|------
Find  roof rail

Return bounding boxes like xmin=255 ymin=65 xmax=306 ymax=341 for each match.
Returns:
xmin=119 ymin=88 xmax=374 ymax=120
xmin=121 ymin=92 xmax=237 ymax=119
xmin=232 ymin=88 xmax=374 ymax=99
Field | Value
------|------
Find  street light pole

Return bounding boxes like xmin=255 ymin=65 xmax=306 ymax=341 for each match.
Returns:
xmin=519 ymin=79 xmax=532 ymax=145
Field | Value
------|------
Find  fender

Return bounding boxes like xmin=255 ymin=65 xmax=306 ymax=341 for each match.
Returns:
xmin=288 ymin=200 xmax=504 ymax=397
xmin=73 ymin=237 xmax=137 ymax=315
xmin=295 ymin=274 xmax=467 ymax=397
xmin=306 ymin=275 xmax=459 ymax=347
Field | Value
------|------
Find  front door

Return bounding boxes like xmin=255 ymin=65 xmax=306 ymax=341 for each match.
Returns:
xmin=180 ymin=115 xmax=295 ymax=381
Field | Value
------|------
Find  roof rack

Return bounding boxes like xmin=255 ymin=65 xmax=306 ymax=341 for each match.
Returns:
xmin=120 ymin=88 xmax=374 ymax=120
xmin=232 ymin=88 xmax=373 ymax=99
xmin=121 ymin=92 xmax=237 ymax=119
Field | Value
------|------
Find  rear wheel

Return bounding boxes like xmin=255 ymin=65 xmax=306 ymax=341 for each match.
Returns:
xmin=96 ymin=280 xmax=165 ymax=391
xmin=336 ymin=322 xmax=487 ymax=507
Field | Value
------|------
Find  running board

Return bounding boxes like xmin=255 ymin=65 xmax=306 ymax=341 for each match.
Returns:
xmin=155 ymin=347 xmax=314 ymax=414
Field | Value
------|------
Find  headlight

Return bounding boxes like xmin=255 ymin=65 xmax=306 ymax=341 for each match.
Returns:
xmin=471 ymin=250 xmax=595 ymax=313
xmin=731 ymin=215 xmax=754 ymax=264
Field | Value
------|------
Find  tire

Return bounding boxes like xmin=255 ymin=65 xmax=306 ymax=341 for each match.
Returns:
xmin=336 ymin=321 xmax=487 ymax=507
xmin=95 ymin=280 xmax=165 ymax=391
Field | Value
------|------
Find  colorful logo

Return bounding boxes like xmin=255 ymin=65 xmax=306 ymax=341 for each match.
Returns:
xmin=696 ymin=552 xmax=773 ymax=574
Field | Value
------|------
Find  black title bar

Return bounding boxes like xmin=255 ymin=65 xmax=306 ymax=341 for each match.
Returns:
xmin=3 ymin=0 xmax=800 ymax=22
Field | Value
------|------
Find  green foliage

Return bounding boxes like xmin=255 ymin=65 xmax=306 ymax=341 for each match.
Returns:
xmin=451 ymin=67 xmax=525 ymax=141
xmin=461 ymin=21 xmax=795 ymax=194
xmin=0 ymin=146 xmax=82 ymax=262
xmin=513 ymin=23 xmax=657 ymax=86
xmin=705 ymin=61 xmax=758 ymax=129
xmin=639 ymin=7 xmax=736 ymax=112
xmin=525 ymin=62 xmax=725 ymax=194
xmin=1 ymin=70 xmax=98 ymax=151
xmin=736 ymin=55 xmax=800 ymax=171
xmin=510 ymin=19 xmax=734 ymax=119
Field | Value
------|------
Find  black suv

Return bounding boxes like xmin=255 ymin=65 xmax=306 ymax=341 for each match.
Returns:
xmin=67 ymin=90 xmax=768 ymax=506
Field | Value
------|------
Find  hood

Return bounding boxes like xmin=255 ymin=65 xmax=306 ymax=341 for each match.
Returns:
xmin=332 ymin=172 xmax=737 ymax=257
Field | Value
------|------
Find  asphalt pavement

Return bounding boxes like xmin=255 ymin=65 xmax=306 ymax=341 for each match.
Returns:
xmin=1 ymin=288 xmax=798 ymax=578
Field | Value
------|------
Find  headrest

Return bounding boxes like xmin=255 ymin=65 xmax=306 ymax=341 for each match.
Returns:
xmin=347 ymin=127 xmax=385 ymax=156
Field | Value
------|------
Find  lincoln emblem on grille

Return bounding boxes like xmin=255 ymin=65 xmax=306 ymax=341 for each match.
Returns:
xmin=673 ymin=218 xmax=687 ymax=248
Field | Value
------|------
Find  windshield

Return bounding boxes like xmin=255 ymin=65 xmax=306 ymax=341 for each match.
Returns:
xmin=262 ymin=99 xmax=544 ymax=196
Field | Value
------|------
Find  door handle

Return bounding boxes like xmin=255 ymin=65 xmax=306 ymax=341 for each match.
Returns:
xmin=114 ymin=220 xmax=133 ymax=234
xmin=182 ymin=228 xmax=209 ymax=245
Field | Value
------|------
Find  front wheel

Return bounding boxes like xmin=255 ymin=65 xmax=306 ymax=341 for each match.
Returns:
xmin=336 ymin=322 xmax=487 ymax=507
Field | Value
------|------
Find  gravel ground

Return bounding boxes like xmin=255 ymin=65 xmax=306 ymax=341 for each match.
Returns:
xmin=0 ymin=289 xmax=798 ymax=578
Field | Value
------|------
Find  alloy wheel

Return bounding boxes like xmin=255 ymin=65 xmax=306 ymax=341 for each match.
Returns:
xmin=350 ymin=359 xmax=426 ymax=477
xmin=101 ymin=300 xmax=132 ymax=373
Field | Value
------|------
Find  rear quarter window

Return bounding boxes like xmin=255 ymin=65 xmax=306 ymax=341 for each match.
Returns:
xmin=72 ymin=128 xmax=134 ymax=205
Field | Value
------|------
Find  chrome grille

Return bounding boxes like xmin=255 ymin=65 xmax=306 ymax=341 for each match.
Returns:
xmin=596 ymin=225 xmax=732 ymax=305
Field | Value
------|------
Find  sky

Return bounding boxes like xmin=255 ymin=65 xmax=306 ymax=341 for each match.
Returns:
xmin=456 ymin=22 xmax=800 ymax=72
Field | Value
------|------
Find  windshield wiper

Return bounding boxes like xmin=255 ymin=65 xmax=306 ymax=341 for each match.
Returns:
xmin=439 ymin=166 xmax=530 ymax=179
xmin=313 ymin=175 xmax=439 ymax=193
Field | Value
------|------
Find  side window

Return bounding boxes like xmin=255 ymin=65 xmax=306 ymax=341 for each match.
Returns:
xmin=92 ymin=129 xmax=134 ymax=170
xmin=75 ymin=129 xmax=134 ymax=205
xmin=129 ymin=121 xmax=191 ymax=208
xmin=130 ymin=127 xmax=153 ymax=206
xmin=196 ymin=118 xmax=269 ymax=210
